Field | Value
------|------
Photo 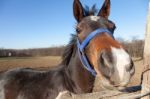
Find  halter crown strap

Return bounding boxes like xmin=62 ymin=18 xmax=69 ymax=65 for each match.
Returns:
xmin=77 ymin=28 xmax=114 ymax=76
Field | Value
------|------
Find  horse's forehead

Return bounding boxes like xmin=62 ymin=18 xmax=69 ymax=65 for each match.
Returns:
xmin=89 ymin=16 xmax=100 ymax=21
xmin=80 ymin=16 xmax=107 ymax=28
xmin=83 ymin=16 xmax=105 ymax=22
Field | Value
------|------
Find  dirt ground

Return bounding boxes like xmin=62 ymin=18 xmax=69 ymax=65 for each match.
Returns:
xmin=129 ymin=58 xmax=143 ymax=86
xmin=0 ymin=56 xmax=143 ymax=87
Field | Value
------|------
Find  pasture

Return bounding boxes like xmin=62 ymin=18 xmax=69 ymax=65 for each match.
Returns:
xmin=0 ymin=56 xmax=61 ymax=71
xmin=0 ymin=56 xmax=143 ymax=89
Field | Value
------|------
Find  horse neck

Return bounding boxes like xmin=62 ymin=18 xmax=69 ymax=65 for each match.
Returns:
xmin=66 ymin=50 xmax=95 ymax=94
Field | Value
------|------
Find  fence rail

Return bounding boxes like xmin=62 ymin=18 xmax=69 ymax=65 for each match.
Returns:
xmin=57 ymin=86 xmax=145 ymax=99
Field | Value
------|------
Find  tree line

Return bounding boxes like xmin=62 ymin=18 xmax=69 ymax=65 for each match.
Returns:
xmin=117 ymin=38 xmax=144 ymax=58
xmin=0 ymin=46 xmax=65 ymax=57
xmin=0 ymin=39 xmax=144 ymax=58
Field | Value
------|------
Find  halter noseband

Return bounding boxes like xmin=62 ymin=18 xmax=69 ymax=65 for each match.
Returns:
xmin=77 ymin=28 xmax=114 ymax=76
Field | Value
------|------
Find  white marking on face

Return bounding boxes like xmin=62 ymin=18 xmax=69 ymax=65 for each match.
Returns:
xmin=111 ymin=47 xmax=130 ymax=81
xmin=0 ymin=80 xmax=6 ymax=99
xmin=90 ymin=16 xmax=100 ymax=21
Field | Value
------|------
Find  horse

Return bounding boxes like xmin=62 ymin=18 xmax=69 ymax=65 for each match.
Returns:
xmin=0 ymin=0 xmax=135 ymax=99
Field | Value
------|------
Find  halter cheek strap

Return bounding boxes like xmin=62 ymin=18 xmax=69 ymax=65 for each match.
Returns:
xmin=77 ymin=28 xmax=114 ymax=76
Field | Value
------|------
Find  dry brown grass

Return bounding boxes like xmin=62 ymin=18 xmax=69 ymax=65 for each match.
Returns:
xmin=0 ymin=56 xmax=143 ymax=86
xmin=0 ymin=56 xmax=61 ymax=71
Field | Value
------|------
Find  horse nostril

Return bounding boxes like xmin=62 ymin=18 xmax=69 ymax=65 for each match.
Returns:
xmin=126 ymin=60 xmax=135 ymax=75
xmin=130 ymin=62 xmax=135 ymax=75
xmin=99 ymin=50 xmax=113 ymax=78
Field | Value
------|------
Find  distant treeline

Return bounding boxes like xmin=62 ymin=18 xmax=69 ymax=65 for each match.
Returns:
xmin=0 ymin=39 xmax=144 ymax=58
xmin=117 ymin=38 xmax=144 ymax=58
xmin=0 ymin=46 xmax=65 ymax=57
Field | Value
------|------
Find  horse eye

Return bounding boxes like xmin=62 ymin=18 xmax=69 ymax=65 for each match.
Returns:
xmin=76 ymin=28 xmax=81 ymax=34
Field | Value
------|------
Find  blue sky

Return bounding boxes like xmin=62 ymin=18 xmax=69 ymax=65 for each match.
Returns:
xmin=0 ymin=0 xmax=149 ymax=49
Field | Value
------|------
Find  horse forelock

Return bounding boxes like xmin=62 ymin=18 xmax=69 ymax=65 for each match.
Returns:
xmin=84 ymin=5 xmax=98 ymax=16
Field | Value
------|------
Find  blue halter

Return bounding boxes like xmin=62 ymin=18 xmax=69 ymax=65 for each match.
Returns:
xmin=77 ymin=28 xmax=114 ymax=76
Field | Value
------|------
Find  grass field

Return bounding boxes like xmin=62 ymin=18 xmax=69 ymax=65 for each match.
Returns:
xmin=0 ymin=56 xmax=143 ymax=87
xmin=0 ymin=56 xmax=61 ymax=71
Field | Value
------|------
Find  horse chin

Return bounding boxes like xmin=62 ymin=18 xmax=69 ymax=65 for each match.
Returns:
xmin=101 ymin=84 xmax=127 ymax=91
xmin=100 ymin=79 xmax=127 ymax=91
xmin=117 ymin=86 xmax=126 ymax=91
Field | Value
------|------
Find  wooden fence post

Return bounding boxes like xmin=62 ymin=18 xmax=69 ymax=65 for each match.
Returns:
xmin=141 ymin=2 xmax=150 ymax=99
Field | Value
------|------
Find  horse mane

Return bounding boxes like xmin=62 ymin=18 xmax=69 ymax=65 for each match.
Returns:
xmin=61 ymin=5 xmax=97 ymax=66
xmin=61 ymin=34 xmax=77 ymax=66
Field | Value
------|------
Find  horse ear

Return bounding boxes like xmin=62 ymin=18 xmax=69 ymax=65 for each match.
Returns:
xmin=98 ymin=0 xmax=110 ymax=19
xmin=73 ymin=0 xmax=85 ymax=22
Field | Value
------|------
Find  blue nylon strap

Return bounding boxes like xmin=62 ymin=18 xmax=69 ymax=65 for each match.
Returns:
xmin=79 ymin=28 xmax=114 ymax=52
xmin=77 ymin=28 xmax=114 ymax=76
